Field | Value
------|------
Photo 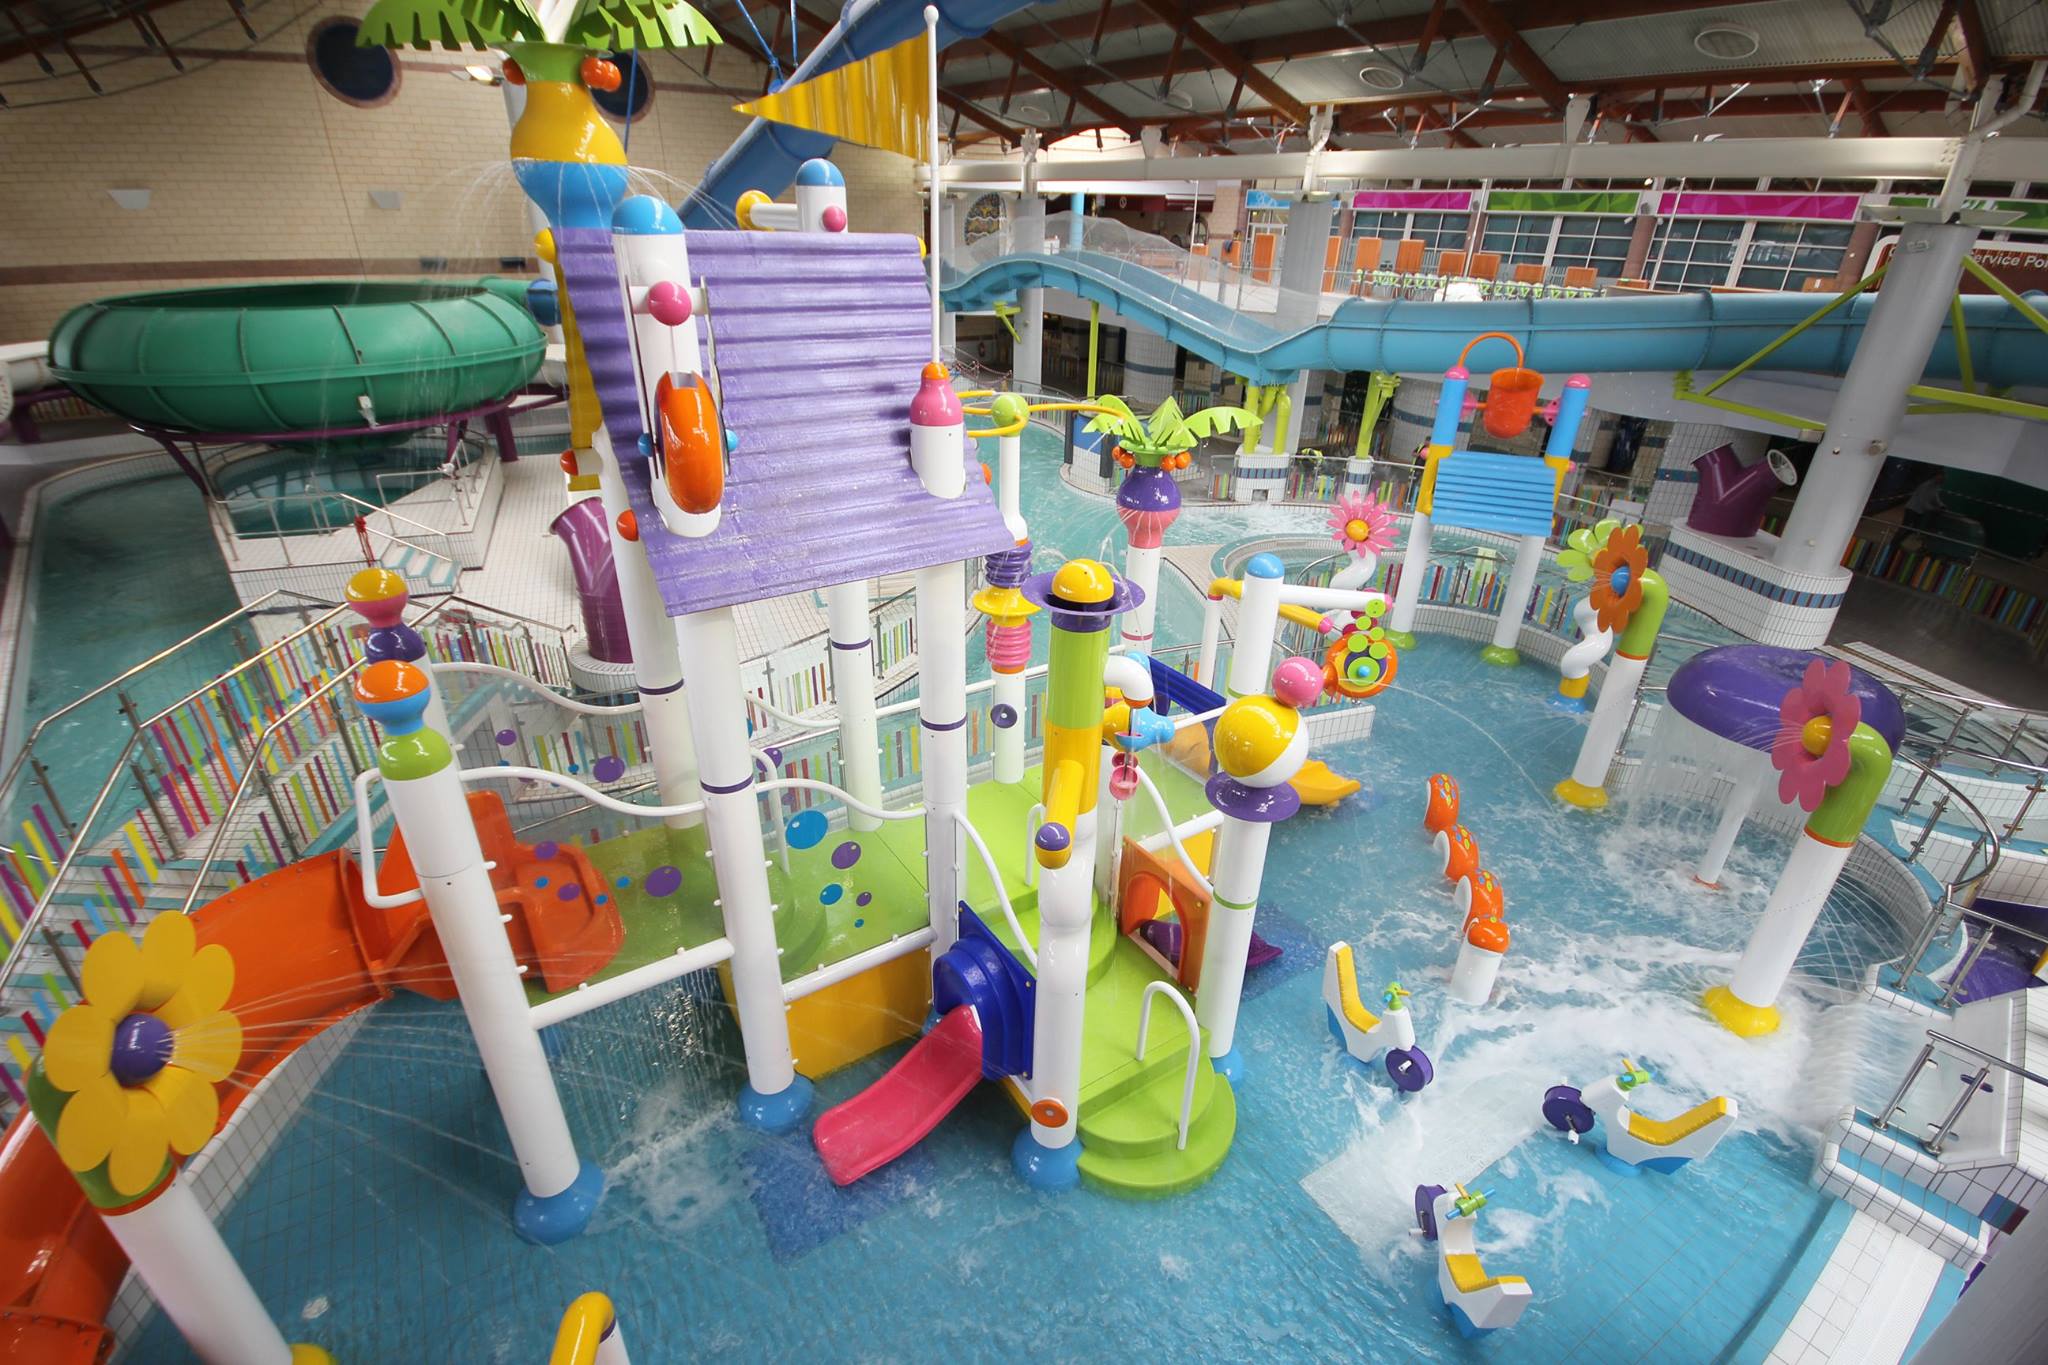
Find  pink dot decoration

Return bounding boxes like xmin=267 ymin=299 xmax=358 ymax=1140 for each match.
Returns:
xmin=821 ymin=205 xmax=847 ymax=233
xmin=831 ymin=841 xmax=861 ymax=870
xmin=646 ymin=280 xmax=691 ymax=327
xmin=1271 ymin=655 xmax=1324 ymax=708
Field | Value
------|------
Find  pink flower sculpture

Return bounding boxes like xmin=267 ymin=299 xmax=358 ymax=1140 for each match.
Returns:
xmin=1327 ymin=491 xmax=1396 ymax=559
xmin=1773 ymin=658 xmax=1861 ymax=812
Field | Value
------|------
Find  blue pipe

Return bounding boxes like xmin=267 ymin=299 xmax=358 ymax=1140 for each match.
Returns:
xmin=1546 ymin=377 xmax=1591 ymax=457
xmin=939 ymin=247 xmax=2048 ymax=387
xmin=1430 ymin=369 xmax=1467 ymax=447
xmin=681 ymin=0 xmax=1042 ymax=228
xmin=1069 ymin=191 xmax=1085 ymax=249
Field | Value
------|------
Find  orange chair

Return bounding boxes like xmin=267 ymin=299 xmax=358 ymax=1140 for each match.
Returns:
xmin=1513 ymin=263 xmax=1544 ymax=285
xmin=1437 ymin=250 xmax=1469 ymax=277
xmin=1352 ymin=237 xmax=1384 ymax=286
xmin=1322 ymin=234 xmax=1343 ymax=291
xmin=1563 ymin=266 xmax=1597 ymax=288
xmin=1394 ymin=238 xmax=1427 ymax=273
xmin=1469 ymin=252 xmax=1502 ymax=282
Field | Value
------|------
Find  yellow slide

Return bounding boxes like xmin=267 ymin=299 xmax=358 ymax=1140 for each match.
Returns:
xmin=1289 ymin=759 xmax=1360 ymax=806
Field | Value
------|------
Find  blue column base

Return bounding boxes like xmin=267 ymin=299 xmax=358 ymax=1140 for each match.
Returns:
xmin=1211 ymin=1047 xmax=1245 ymax=1083
xmin=1012 ymin=1129 xmax=1082 ymax=1191
xmin=738 ymin=1076 xmax=815 ymax=1134
xmin=1546 ymin=693 xmax=1590 ymax=715
xmin=512 ymin=1160 xmax=604 ymax=1245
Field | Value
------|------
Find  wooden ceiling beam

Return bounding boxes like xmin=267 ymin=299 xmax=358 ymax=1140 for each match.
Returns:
xmin=1130 ymin=0 xmax=1309 ymax=125
xmin=1452 ymin=0 xmax=1570 ymax=111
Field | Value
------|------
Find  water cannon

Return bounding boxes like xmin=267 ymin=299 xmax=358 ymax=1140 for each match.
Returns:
xmin=736 ymin=158 xmax=850 ymax=234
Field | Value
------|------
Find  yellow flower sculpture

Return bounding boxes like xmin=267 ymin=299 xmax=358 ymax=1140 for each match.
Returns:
xmin=38 ymin=914 xmax=241 ymax=1199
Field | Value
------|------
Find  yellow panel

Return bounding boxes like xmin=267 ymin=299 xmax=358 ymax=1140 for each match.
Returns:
xmin=733 ymin=32 xmax=932 ymax=162
xmin=1332 ymin=944 xmax=1379 ymax=1033
xmin=785 ymin=950 xmax=933 ymax=1080
xmin=1625 ymin=1095 xmax=1731 ymax=1147
xmin=1445 ymin=1253 xmax=1526 ymax=1294
xmin=1417 ymin=444 xmax=1452 ymax=515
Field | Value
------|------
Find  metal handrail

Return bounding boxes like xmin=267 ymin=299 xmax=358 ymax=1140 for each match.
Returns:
xmin=1134 ymin=981 xmax=1202 ymax=1152
xmin=0 ymin=589 xmax=344 ymax=805
xmin=1872 ymin=1029 xmax=2048 ymax=1154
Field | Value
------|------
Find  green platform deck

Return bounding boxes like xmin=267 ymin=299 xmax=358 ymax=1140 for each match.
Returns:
xmin=540 ymin=758 xmax=1237 ymax=1197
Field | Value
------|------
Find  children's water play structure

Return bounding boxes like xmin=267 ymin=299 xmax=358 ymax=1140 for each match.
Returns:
xmin=10 ymin=1 xmax=2048 ymax=1360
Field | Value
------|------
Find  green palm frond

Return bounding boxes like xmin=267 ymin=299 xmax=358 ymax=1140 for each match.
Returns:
xmin=1083 ymin=394 xmax=1148 ymax=445
xmin=562 ymin=0 xmax=721 ymax=50
xmin=357 ymin=0 xmax=544 ymax=49
xmin=1142 ymin=396 xmax=1188 ymax=447
xmin=1177 ymin=403 xmax=1259 ymax=444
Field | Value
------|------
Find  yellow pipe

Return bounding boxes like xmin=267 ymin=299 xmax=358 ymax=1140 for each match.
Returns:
xmin=1038 ymin=756 xmax=1086 ymax=868
xmin=966 ymin=417 xmax=1028 ymax=439
xmin=550 ymin=1293 xmax=615 ymax=1365
xmin=1206 ymin=577 xmax=1329 ymax=634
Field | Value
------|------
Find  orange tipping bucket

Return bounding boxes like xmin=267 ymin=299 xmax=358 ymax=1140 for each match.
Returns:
xmin=1483 ymin=365 xmax=1544 ymax=438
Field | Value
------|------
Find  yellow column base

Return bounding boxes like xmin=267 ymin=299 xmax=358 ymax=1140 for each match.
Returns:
xmin=1703 ymin=985 xmax=1781 ymax=1037
xmin=292 ymin=1346 xmax=338 ymax=1364
xmin=1553 ymin=778 xmax=1608 ymax=809
xmin=1558 ymin=674 xmax=1589 ymax=699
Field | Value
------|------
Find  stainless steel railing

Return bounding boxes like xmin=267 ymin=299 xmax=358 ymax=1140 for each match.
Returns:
xmin=1871 ymin=1029 xmax=2048 ymax=1155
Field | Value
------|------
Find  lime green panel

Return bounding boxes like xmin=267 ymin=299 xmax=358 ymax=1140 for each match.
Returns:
xmin=1485 ymin=190 xmax=1640 ymax=215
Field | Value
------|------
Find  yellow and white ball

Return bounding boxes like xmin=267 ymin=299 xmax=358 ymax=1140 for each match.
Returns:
xmin=1213 ymin=696 xmax=1307 ymax=788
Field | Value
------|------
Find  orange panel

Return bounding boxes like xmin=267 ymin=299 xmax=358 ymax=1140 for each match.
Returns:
xmin=1321 ymin=234 xmax=1342 ymax=291
xmin=1352 ymin=236 xmax=1383 ymax=275
xmin=1437 ymin=250 xmax=1468 ymax=277
xmin=1563 ymin=266 xmax=1597 ymax=288
xmin=1469 ymin=252 xmax=1502 ymax=281
xmin=1513 ymin=263 xmax=1544 ymax=284
xmin=1252 ymin=233 xmax=1278 ymax=282
xmin=1394 ymin=238 xmax=1426 ymax=272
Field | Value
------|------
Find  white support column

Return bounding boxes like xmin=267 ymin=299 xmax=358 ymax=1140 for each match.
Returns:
xmin=673 ymin=608 xmax=808 ymax=1129
xmin=1773 ymin=220 xmax=1977 ymax=576
xmin=1023 ymin=810 xmax=1095 ymax=1157
xmin=1387 ymin=512 xmax=1432 ymax=644
xmin=1197 ymin=594 xmax=1224 ymax=687
xmin=1556 ymin=652 xmax=1649 ymax=809
xmin=1015 ymin=136 xmax=1045 ymax=390
xmin=915 ymin=561 xmax=969 ymax=956
xmin=593 ymin=429 xmax=701 ymax=827
xmin=1225 ymin=556 xmax=1285 ymax=698
xmin=1196 ymin=816 xmax=1271 ymax=1079
xmin=1695 ymin=753 xmax=1769 ymax=888
xmin=825 ymin=580 xmax=882 ymax=832
xmin=1484 ymin=533 xmax=1547 ymax=664
xmin=1719 ymin=833 xmax=1854 ymax=1022
xmin=104 ymin=1180 xmax=302 ymax=1365
xmin=1121 ymin=543 xmax=1164 ymax=650
xmin=371 ymin=680 xmax=596 ymax=1238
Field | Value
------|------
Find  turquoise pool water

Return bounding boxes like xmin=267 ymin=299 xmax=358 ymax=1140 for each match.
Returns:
xmin=216 ymin=440 xmax=451 ymax=534
xmin=128 ymin=425 xmax=1928 ymax=1361
xmin=10 ymin=472 xmax=243 ymax=813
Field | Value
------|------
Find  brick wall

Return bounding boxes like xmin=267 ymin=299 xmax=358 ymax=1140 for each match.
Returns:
xmin=0 ymin=0 xmax=923 ymax=339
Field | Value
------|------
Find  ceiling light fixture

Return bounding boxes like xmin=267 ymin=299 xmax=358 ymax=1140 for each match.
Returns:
xmin=1357 ymin=64 xmax=1405 ymax=92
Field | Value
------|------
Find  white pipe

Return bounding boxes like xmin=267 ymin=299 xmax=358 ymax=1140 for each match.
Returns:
xmin=992 ymin=669 xmax=1028 ymax=785
xmin=1389 ymin=512 xmax=1432 ymax=638
xmin=996 ymin=430 xmax=1026 ymax=539
xmin=1028 ymin=809 xmax=1095 ymax=1150
xmin=1121 ymin=543 xmax=1164 ymax=649
xmin=783 ymin=926 xmax=936 ymax=1002
xmin=1567 ymin=652 xmax=1649 ymax=795
xmin=826 ymin=580 xmax=884 ymax=832
xmin=1724 ymin=832 xmax=1855 ymax=1020
xmin=104 ymin=1179 xmax=297 ymax=1365
xmin=383 ymin=755 xmax=583 ymax=1197
xmin=956 ymin=810 xmax=1037 ymax=967
xmin=1226 ymin=566 xmax=1283 ymax=697
xmin=1139 ymin=808 xmax=1226 ymax=853
xmin=1489 ymin=533 xmax=1547 ymax=655
xmin=1102 ymin=652 xmax=1156 ymax=704
xmin=1197 ymin=595 xmax=1224 ymax=687
xmin=1696 ymin=754 xmax=1769 ymax=888
xmin=673 ymin=607 xmax=797 ymax=1105
xmin=1557 ymin=596 xmax=1613 ymax=691
xmin=530 ymin=937 xmax=735 ymax=1029
xmin=1134 ymin=981 xmax=1201 ymax=1151
xmin=925 ymin=4 xmax=943 ymax=364
xmin=1196 ymin=816 xmax=1272 ymax=1066
xmin=436 ymin=661 xmax=644 ymax=714
xmin=1130 ymin=765 xmax=1214 ymax=896
xmin=353 ymin=769 xmax=422 ymax=909
xmin=916 ymin=561 xmax=969 ymax=955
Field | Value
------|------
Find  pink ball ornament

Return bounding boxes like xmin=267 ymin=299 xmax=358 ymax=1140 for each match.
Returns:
xmin=821 ymin=204 xmax=848 ymax=233
xmin=646 ymin=280 xmax=691 ymax=327
xmin=1272 ymin=655 xmax=1324 ymax=708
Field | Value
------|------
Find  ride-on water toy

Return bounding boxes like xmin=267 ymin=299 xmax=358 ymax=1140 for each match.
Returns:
xmin=1322 ymin=944 xmax=1433 ymax=1091
xmin=1414 ymin=1182 xmax=1532 ymax=1338
xmin=1543 ymin=1059 xmax=1739 ymax=1174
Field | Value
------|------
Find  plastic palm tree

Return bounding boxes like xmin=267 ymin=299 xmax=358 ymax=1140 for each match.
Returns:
xmin=1086 ymin=394 xmax=1259 ymax=471
xmin=359 ymin=0 xmax=719 ymax=223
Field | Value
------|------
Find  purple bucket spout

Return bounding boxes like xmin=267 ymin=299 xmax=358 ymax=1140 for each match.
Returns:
xmin=1117 ymin=465 xmax=1182 ymax=549
xmin=1688 ymin=443 xmax=1797 ymax=538
xmin=549 ymin=497 xmax=633 ymax=664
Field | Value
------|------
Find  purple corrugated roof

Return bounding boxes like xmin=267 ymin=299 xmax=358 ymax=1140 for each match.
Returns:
xmin=563 ymin=228 xmax=1013 ymax=618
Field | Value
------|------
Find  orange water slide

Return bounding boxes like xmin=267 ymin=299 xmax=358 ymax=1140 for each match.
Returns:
xmin=0 ymin=793 xmax=619 ymax=1362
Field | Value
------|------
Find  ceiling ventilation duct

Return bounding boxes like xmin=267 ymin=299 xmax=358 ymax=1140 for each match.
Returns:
xmin=1694 ymin=24 xmax=1761 ymax=61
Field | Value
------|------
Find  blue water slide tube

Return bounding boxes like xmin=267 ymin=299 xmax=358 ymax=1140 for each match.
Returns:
xmin=681 ymin=0 xmax=1042 ymax=228
xmin=941 ymin=248 xmax=2048 ymax=388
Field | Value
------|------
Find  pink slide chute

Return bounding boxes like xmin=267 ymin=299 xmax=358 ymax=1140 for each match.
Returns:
xmin=813 ymin=1006 xmax=984 ymax=1186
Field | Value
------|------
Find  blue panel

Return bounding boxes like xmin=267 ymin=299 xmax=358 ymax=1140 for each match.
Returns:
xmin=1429 ymin=451 xmax=1558 ymax=537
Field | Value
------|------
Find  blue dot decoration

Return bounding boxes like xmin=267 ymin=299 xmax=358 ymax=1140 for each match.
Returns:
xmin=536 ymin=876 xmax=550 ymax=889
xmin=821 ymin=883 xmax=843 ymax=905
xmin=596 ymin=894 xmax=609 ymax=905
xmin=991 ymin=703 xmax=1018 ymax=729
xmin=854 ymin=918 xmax=865 ymax=929
xmin=785 ymin=809 xmax=828 ymax=850
xmin=616 ymin=876 xmax=632 ymax=889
